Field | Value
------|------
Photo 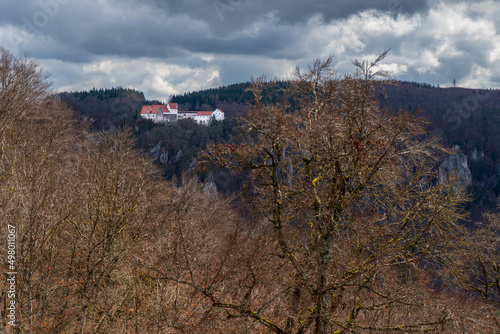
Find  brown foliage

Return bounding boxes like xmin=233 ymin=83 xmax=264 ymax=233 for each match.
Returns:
xmin=0 ymin=48 xmax=162 ymax=333
xmin=196 ymin=53 xmax=479 ymax=333
xmin=446 ymin=212 xmax=500 ymax=332
xmin=0 ymin=47 xmax=498 ymax=334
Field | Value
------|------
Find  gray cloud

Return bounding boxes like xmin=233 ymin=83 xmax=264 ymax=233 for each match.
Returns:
xmin=0 ymin=0 xmax=499 ymax=101
xmin=145 ymin=0 xmax=428 ymax=33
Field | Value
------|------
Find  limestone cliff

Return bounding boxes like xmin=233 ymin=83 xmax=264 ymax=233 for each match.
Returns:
xmin=439 ymin=152 xmax=472 ymax=186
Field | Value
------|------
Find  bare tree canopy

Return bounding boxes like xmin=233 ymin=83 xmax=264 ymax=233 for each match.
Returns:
xmin=196 ymin=53 xmax=494 ymax=333
xmin=0 ymin=48 xmax=498 ymax=333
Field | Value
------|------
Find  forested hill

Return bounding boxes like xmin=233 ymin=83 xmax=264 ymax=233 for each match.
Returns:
xmin=8 ymin=46 xmax=500 ymax=333
xmin=380 ymin=83 xmax=500 ymax=218
xmin=171 ymin=82 xmax=253 ymax=110
xmin=59 ymin=83 xmax=500 ymax=216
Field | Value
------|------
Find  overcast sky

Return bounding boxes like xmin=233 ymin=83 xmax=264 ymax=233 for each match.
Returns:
xmin=1 ymin=0 xmax=499 ymax=101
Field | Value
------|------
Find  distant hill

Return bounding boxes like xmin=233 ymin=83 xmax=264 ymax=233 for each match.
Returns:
xmin=57 ymin=87 xmax=146 ymax=130
xmin=171 ymin=82 xmax=253 ymax=111
xmin=57 ymin=87 xmax=239 ymax=185
xmin=59 ymin=82 xmax=500 ymax=216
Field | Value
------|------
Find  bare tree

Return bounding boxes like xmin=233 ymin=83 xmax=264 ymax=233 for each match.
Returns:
xmin=2 ymin=47 xmax=495 ymax=333
xmin=446 ymin=212 xmax=500 ymax=332
xmin=56 ymin=129 xmax=162 ymax=333
xmin=0 ymin=48 xmax=162 ymax=333
xmin=190 ymin=53 xmax=475 ymax=333
xmin=136 ymin=177 xmax=254 ymax=333
xmin=0 ymin=47 xmax=86 ymax=333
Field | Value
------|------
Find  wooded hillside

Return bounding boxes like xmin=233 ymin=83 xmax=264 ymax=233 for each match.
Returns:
xmin=2 ymin=49 xmax=498 ymax=333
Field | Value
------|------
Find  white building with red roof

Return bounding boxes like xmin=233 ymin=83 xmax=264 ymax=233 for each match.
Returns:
xmin=194 ymin=108 xmax=224 ymax=125
xmin=140 ymin=103 xmax=178 ymax=123
xmin=178 ymin=108 xmax=225 ymax=125
xmin=140 ymin=103 xmax=223 ymax=125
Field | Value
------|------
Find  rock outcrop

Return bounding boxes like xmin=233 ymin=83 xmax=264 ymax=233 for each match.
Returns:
xmin=439 ymin=152 xmax=472 ymax=186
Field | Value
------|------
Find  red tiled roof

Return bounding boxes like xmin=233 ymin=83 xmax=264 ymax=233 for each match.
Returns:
xmin=168 ymin=103 xmax=178 ymax=110
xmin=140 ymin=105 xmax=169 ymax=115
xmin=195 ymin=111 xmax=213 ymax=116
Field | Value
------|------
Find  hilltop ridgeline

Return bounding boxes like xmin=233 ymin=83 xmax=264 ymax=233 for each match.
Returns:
xmin=58 ymin=82 xmax=500 ymax=217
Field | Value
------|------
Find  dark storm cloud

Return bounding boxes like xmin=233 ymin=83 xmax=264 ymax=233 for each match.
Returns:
xmin=145 ymin=0 xmax=427 ymax=32
xmin=0 ymin=0 xmax=430 ymax=62
xmin=1 ymin=0 xmax=302 ymax=61
xmin=0 ymin=0 xmax=498 ymax=101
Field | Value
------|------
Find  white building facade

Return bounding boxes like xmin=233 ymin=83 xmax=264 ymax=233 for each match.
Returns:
xmin=176 ymin=108 xmax=225 ymax=125
xmin=140 ymin=103 xmax=179 ymax=123
xmin=141 ymin=103 xmax=224 ymax=125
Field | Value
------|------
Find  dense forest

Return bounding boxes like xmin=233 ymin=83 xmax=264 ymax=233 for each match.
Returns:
xmin=58 ymin=75 xmax=500 ymax=217
xmin=3 ymin=48 xmax=499 ymax=333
